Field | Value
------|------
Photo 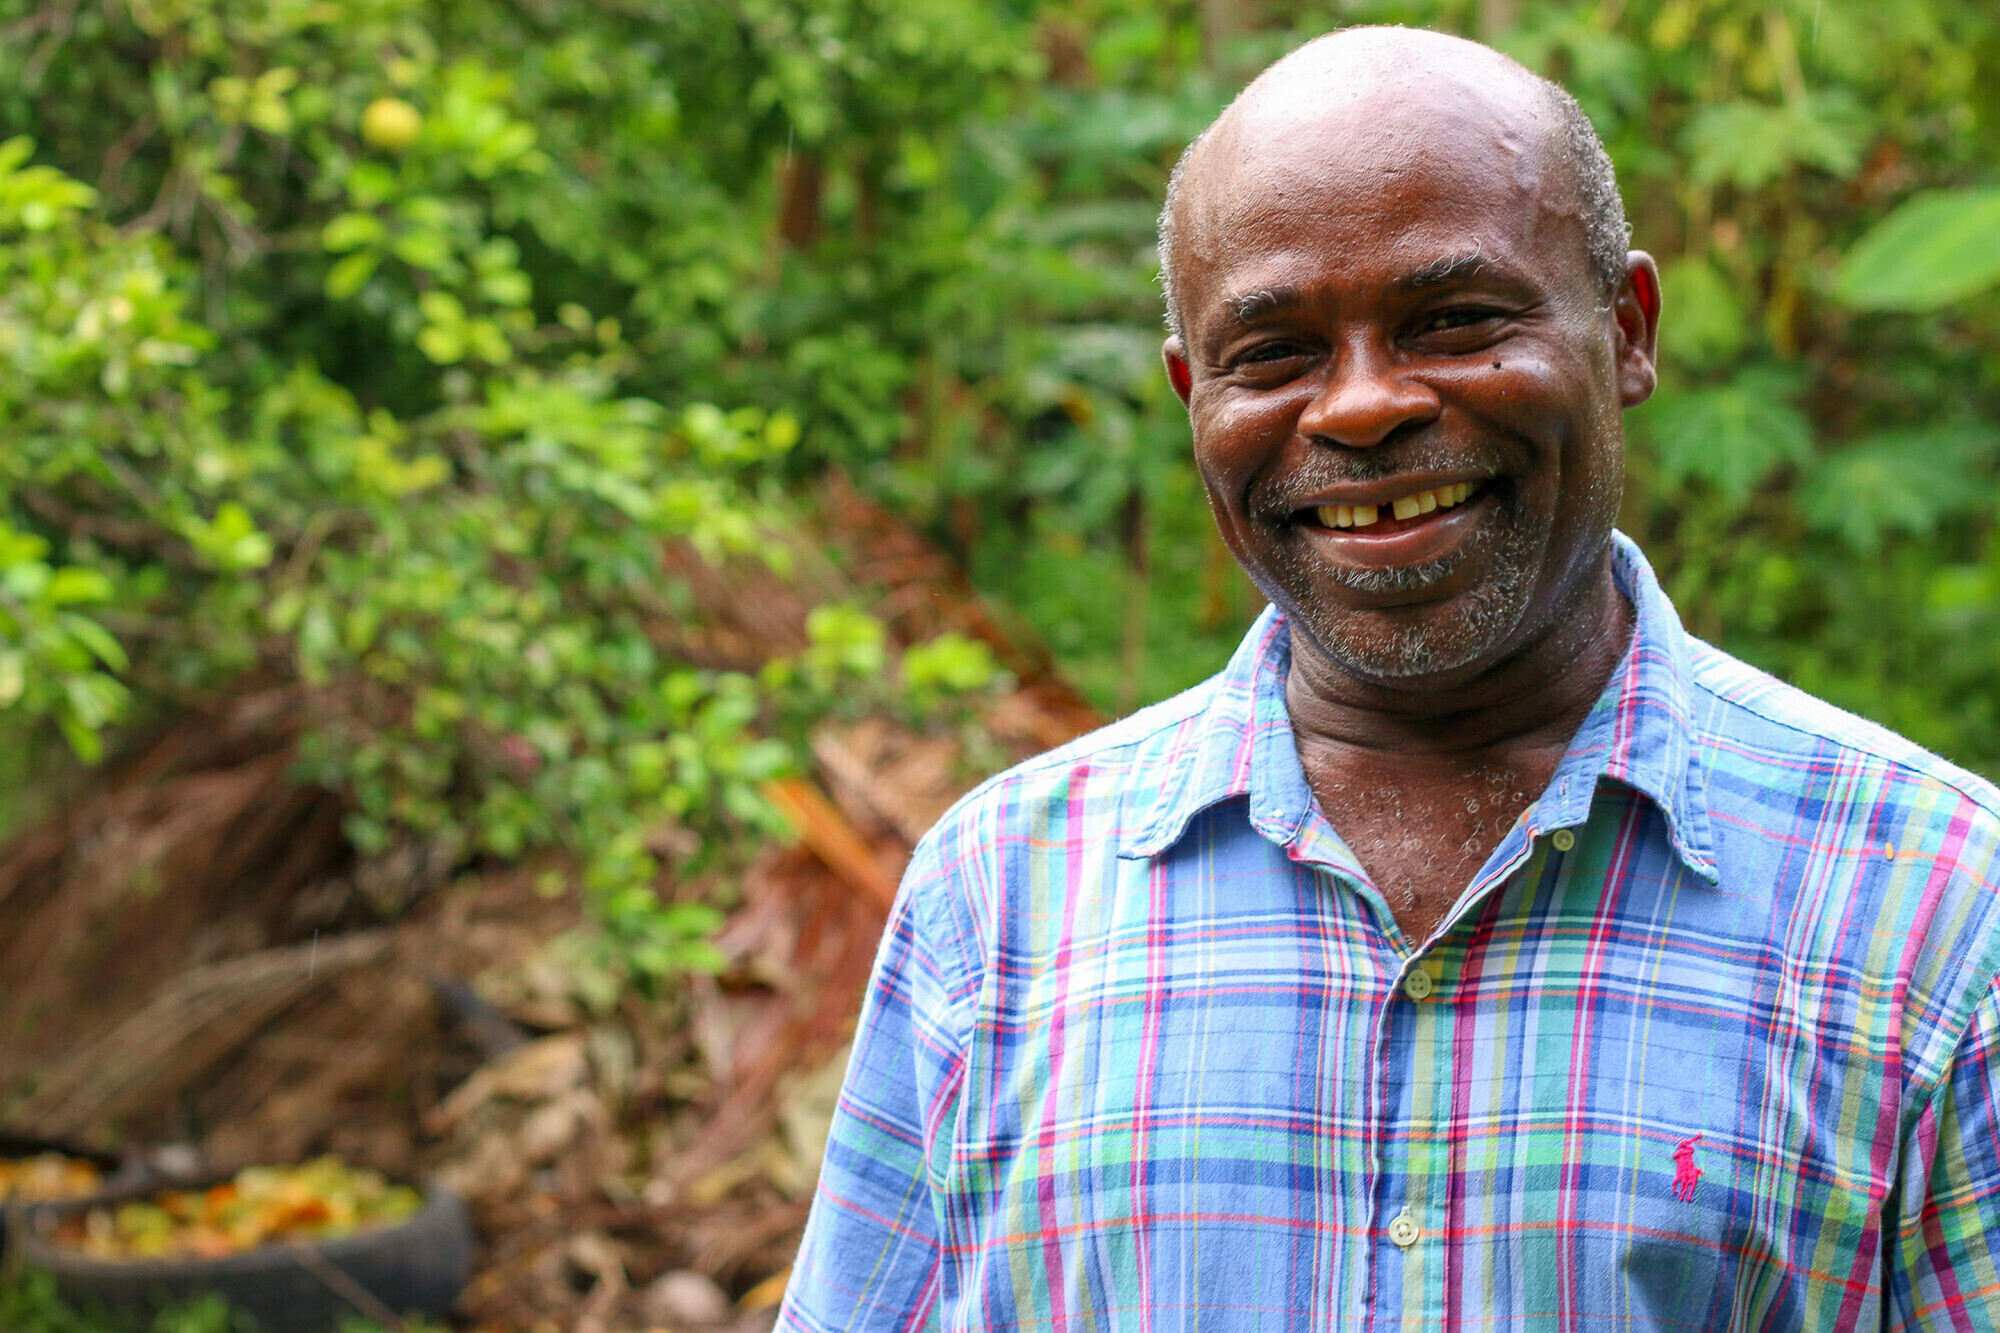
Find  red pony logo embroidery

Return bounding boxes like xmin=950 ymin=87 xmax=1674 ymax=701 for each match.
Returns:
xmin=1671 ymin=1132 xmax=1704 ymax=1202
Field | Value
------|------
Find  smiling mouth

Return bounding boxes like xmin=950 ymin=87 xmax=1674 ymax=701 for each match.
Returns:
xmin=1302 ymin=479 xmax=1486 ymax=533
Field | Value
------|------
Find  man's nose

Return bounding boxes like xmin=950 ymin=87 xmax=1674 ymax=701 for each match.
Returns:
xmin=1295 ymin=342 xmax=1441 ymax=448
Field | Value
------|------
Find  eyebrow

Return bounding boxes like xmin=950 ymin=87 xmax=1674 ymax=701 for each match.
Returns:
xmin=1400 ymin=251 xmax=1492 ymax=289
xmin=1226 ymin=287 xmax=1300 ymax=324
xmin=1218 ymin=251 xmax=1520 ymax=327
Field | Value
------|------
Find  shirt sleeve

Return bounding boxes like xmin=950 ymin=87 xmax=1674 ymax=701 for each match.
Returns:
xmin=1886 ymin=977 xmax=2000 ymax=1329
xmin=779 ymin=834 xmax=969 ymax=1333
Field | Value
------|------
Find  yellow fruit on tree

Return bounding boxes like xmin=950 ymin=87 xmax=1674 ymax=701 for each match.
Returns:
xmin=360 ymin=98 xmax=422 ymax=151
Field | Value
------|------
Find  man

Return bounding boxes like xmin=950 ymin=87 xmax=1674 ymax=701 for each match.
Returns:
xmin=780 ymin=27 xmax=2000 ymax=1332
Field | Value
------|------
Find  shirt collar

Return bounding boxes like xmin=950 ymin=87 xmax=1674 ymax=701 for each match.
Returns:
xmin=1117 ymin=532 xmax=1718 ymax=883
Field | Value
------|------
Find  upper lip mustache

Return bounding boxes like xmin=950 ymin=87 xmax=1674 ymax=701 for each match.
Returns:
xmin=1288 ymin=472 xmax=1492 ymax=510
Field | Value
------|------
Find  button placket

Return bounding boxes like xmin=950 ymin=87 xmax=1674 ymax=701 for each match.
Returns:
xmin=1378 ymin=949 xmax=1447 ymax=1315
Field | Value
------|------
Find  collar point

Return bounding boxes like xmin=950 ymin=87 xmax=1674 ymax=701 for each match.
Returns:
xmin=1117 ymin=813 xmax=1188 ymax=860
xmin=1678 ymin=842 xmax=1722 ymax=885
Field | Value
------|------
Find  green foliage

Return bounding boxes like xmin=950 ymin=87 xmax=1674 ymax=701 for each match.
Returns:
xmin=1537 ymin=0 xmax=2000 ymax=771
xmin=0 ymin=0 xmax=1995 ymax=925
xmin=1682 ymin=93 xmax=1871 ymax=189
xmin=0 ymin=1264 xmax=450 ymax=1328
xmin=0 ymin=1273 xmax=237 ymax=1333
xmin=0 ymin=521 xmax=130 ymax=761
xmin=0 ymin=115 xmax=812 ymax=985
xmin=0 ymin=0 xmax=997 ymax=989
xmin=902 ymin=633 xmax=1003 ymax=700
xmin=797 ymin=605 xmax=891 ymax=694
xmin=915 ymin=0 xmax=2000 ymax=776
xmin=0 ymin=1270 xmax=445 ymax=1333
xmin=1647 ymin=365 xmax=1816 ymax=502
xmin=1796 ymin=425 xmax=1998 ymax=551
xmin=1834 ymin=187 xmax=2000 ymax=311
xmin=1656 ymin=258 xmax=1749 ymax=366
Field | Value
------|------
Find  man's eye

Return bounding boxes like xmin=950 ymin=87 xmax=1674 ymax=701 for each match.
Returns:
xmin=1419 ymin=307 xmax=1505 ymax=335
xmin=1235 ymin=342 xmax=1308 ymax=366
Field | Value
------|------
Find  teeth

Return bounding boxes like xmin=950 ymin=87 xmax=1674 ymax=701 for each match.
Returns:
xmin=1316 ymin=484 xmax=1477 ymax=529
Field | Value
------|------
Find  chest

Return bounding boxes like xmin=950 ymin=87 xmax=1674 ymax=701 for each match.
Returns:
xmin=1309 ymin=764 xmax=1541 ymax=934
xmin=936 ymin=803 xmax=1897 ymax=1331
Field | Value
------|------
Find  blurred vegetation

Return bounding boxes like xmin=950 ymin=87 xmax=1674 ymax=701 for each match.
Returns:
xmin=0 ymin=0 xmax=1994 ymax=964
xmin=0 ymin=1270 xmax=442 ymax=1333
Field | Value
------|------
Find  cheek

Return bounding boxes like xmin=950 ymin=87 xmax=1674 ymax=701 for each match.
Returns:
xmin=1466 ymin=354 xmax=1626 ymax=535
xmin=1190 ymin=385 xmax=1309 ymax=490
xmin=1435 ymin=347 xmax=1617 ymax=469
xmin=1434 ymin=354 xmax=1569 ymax=432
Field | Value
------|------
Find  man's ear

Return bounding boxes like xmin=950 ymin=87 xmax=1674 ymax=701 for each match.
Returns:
xmin=1163 ymin=336 xmax=1194 ymax=406
xmin=1614 ymin=251 xmax=1662 ymax=409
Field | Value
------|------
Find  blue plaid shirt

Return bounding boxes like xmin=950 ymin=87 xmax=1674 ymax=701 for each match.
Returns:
xmin=782 ymin=534 xmax=2000 ymax=1332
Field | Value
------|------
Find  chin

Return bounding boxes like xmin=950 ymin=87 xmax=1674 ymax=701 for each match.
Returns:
xmin=1285 ymin=565 xmax=1537 ymax=683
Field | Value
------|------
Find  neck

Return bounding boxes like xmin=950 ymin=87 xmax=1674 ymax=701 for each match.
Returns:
xmin=1285 ymin=556 xmax=1633 ymax=763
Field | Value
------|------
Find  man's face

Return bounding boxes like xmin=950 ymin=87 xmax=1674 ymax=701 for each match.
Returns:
xmin=1165 ymin=87 xmax=1658 ymax=684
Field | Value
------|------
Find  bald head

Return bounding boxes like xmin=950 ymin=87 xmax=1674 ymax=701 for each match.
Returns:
xmin=1158 ymin=27 xmax=1627 ymax=341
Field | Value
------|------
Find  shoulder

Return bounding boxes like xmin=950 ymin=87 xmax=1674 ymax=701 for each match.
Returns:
xmin=919 ymin=673 xmax=1226 ymax=864
xmin=1683 ymin=635 xmax=2000 ymax=1083
xmin=896 ymin=669 xmax=1238 ymax=956
xmin=1684 ymin=634 xmax=2000 ymax=819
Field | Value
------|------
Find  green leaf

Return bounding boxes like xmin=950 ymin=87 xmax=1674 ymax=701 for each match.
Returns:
xmin=1658 ymin=258 xmax=1748 ymax=369
xmin=392 ymin=229 xmax=454 ymax=271
xmin=62 ymin=613 xmax=129 ymax=672
xmin=186 ymin=501 xmax=274 ymax=571
xmin=321 ymin=211 xmax=385 ymax=252
xmin=418 ymin=289 xmax=464 ymax=325
xmin=1645 ymin=366 xmax=1815 ymax=503
xmin=298 ymin=603 xmax=338 ymax=686
xmin=246 ymin=97 xmax=294 ymax=136
xmin=1833 ymin=187 xmax=2000 ymax=312
xmin=477 ymin=269 xmax=532 ymax=306
xmin=0 ymin=528 xmax=50 ymax=566
xmin=44 ymin=566 xmax=113 ymax=605
xmin=1683 ymin=94 xmax=1870 ymax=190
xmin=764 ymin=412 xmax=801 ymax=453
xmin=1798 ymin=426 xmax=1998 ymax=551
xmin=2 ymin=560 xmax=50 ymax=600
xmin=58 ymin=711 xmax=104 ymax=763
xmin=63 ymin=672 xmax=125 ymax=730
xmin=345 ymin=161 xmax=399 ymax=206
xmin=903 ymin=631 xmax=1000 ymax=693
xmin=325 ymin=250 xmax=380 ymax=299
xmin=0 ymin=650 xmax=23 ymax=707
xmin=466 ymin=320 xmax=512 ymax=364
xmin=343 ymin=812 xmax=391 ymax=856
xmin=416 ymin=324 xmax=465 ymax=364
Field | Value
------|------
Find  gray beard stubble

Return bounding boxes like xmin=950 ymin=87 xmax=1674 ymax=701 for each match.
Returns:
xmin=1269 ymin=515 xmax=1540 ymax=680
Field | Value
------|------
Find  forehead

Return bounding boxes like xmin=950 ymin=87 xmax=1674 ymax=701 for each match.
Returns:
xmin=1178 ymin=79 xmax=1589 ymax=325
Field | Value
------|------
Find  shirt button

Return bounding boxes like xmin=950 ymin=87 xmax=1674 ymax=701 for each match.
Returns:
xmin=1402 ymin=969 xmax=1434 ymax=1001
xmin=1388 ymin=1210 xmax=1420 ymax=1248
xmin=1551 ymin=828 xmax=1577 ymax=852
